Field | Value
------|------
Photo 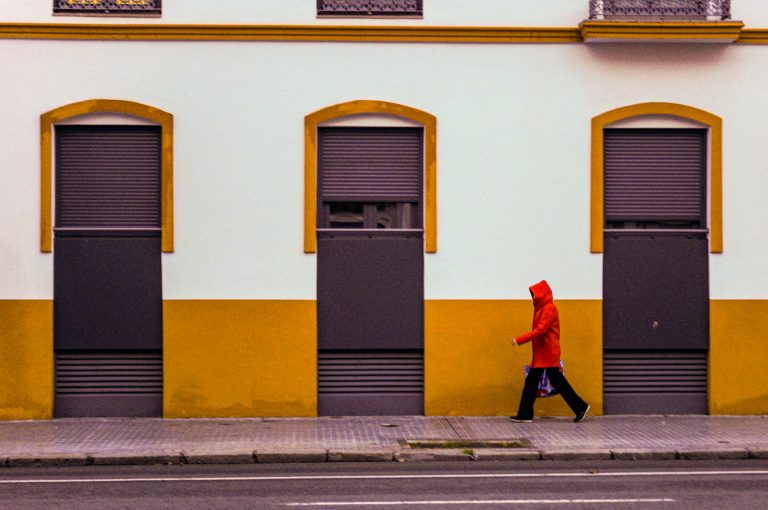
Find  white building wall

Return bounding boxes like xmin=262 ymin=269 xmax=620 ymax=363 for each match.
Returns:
xmin=2 ymin=7 xmax=768 ymax=300
xmin=3 ymin=1 xmax=767 ymax=27
xmin=1 ymin=0 xmax=587 ymax=26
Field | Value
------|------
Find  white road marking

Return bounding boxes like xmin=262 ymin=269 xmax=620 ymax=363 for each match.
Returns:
xmin=0 ymin=470 xmax=766 ymax=485
xmin=285 ymin=499 xmax=676 ymax=506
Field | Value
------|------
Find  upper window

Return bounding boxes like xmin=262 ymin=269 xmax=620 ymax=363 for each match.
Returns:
xmin=317 ymin=0 xmax=422 ymax=18
xmin=53 ymin=0 xmax=161 ymax=16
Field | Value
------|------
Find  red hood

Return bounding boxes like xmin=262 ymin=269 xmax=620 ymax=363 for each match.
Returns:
xmin=529 ymin=280 xmax=553 ymax=309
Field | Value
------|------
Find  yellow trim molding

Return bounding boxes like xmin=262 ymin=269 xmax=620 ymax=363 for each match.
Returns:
xmin=1 ymin=23 xmax=581 ymax=43
xmin=40 ymin=99 xmax=174 ymax=252
xmin=591 ymin=102 xmax=722 ymax=253
xmin=5 ymin=23 xmax=768 ymax=44
xmin=580 ymin=21 xmax=744 ymax=43
xmin=737 ymin=29 xmax=768 ymax=44
xmin=304 ymin=100 xmax=437 ymax=253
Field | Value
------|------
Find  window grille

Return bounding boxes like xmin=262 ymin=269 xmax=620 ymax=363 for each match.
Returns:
xmin=317 ymin=0 xmax=422 ymax=17
xmin=54 ymin=0 xmax=161 ymax=15
xmin=589 ymin=0 xmax=731 ymax=20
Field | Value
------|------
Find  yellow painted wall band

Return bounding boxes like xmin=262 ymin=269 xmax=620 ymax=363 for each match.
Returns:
xmin=0 ymin=300 xmax=53 ymax=420
xmin=40 ymin=99 xmax=174 ymax=252
xmin=425 ymin=299 xmax=603 ymax=416
xmin=163 ymin=300 xmax=317 ymax=418
xmin=3 ymin=299 xmax=768 ymax=418
xmin=710 ymin=300 xmax=768 ymax=414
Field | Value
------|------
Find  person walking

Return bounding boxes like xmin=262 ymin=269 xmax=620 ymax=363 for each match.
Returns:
xmin=510 ymin=279 xmax=590 ymax=423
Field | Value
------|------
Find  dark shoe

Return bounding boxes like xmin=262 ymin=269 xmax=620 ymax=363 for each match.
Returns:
xmin=509 ymin=416 xmax=533 ymax=423
xmin=574 ymin=404 xmax=590 ymax=423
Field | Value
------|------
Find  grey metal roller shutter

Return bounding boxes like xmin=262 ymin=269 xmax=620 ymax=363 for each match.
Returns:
xmin=603 ymin=351 xmax=708 ymax=414
xmin=604 ymin=129 xmax=706 ymax=224
xmin=317 ymin=234 xmax=424 ymax=351
xmin=55 ymin=125 xmax=161 ymax=230
xmin=318 ymin=127 xmax=423 ymax=202
xmin=55 ymin=351 xmax=163 ymax=417
xmin=54 ymin=124 xmax=163 ymax=418
xmin=318 ymin=351 xmax=424 ymax=415
xmin=54 ymin=237 xmax=163 ymax=351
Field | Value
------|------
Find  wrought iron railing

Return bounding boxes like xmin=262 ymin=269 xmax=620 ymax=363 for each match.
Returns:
xmin=54 ymin=0 xmax=161 ymax=15
xmin=589 ymin=0 xmax=731 ymax=20
xmin=317 ymin=0 xmax=422 ymax=17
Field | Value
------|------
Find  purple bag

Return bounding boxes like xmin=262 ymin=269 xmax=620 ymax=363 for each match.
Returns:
xmin=523 ymin=361 xmax=564 ymax=398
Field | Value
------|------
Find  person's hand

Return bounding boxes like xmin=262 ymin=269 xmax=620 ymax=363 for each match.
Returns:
xmin=512 ymin=338 xmax=518 ymax=346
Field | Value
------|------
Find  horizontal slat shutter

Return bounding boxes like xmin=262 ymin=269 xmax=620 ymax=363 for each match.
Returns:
xmin=603 ymin=351 xmax=708 ymax=414
xmin=56 ymin=352 xmax=163 ymax=396
xmin=318 ymin=351 xmax=424 ymax=415
xmin=318 ymin=351 xmax=423 ymax=395
xmin=56 ymin=125 xmax=161 ymax=229
xmin=319 ymin=127 xmax=422 ymax=202
xmin=604 ymin=129 xmax=705 ymax=223
xmin=604 ymin=351 xmax=707 ymax=394
xmin=54 ymin=351 xmax=163 ymax=417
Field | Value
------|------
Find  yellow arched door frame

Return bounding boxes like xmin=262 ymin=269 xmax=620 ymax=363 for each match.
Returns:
xmin=591 ymin=102 xmax=722 ymax=253
xmin=40 ymin=99 xmax=174 ymax=252
xmin=304 ymin=100 xmax=437 ymax=253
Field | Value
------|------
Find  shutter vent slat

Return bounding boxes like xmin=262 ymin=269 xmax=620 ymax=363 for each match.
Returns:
xmin=604 ymin=351 xmax=707 ymax=395
xmin=604 ymin=129 xmax=706 ymax=223
xmin=55 ymin=352 xmax=163 ymax=396
xmin=56 ymin=126 xmax=161 ymax=229
xmin=319 ymin=127 xmax=423 ymax=201
xmin=318 ymin=352 xmax=424 ymax=395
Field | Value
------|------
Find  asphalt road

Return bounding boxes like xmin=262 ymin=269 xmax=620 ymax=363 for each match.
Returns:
xmin=0 ymin=460 xmax=767 ymax=509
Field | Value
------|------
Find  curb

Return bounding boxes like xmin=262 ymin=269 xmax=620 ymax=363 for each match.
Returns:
xmin=676 ymin=448 xmax=750 ymax=460
xmin=183 ymin=451 xmax=256 ymax=464
xmin=255 ymin=450 xmax=328 ymax=464
xmin=541 ymin=449 xmax=612 ymax=461
xmin=471 ymin=449 xmax=541 ymax=461
xmin=610 ymin=449 xmax=678 ymax=461
xmin=328 ymin=449 xmax=394 ymax=462
xmin=3 ymin=447 xmax=768 ymax=467
xmin=395 ymin=449 xmax=472 ymax=462
xmin=6 ymin=454 xmax=89 ymax=468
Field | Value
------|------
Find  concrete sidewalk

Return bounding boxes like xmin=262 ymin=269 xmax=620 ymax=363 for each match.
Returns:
xmin=0 ymin=415 xmax=767 ymax=467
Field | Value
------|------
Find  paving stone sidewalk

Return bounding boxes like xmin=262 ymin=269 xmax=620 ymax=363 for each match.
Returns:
xmin=0 ymin=415 xmax=766 ymax=466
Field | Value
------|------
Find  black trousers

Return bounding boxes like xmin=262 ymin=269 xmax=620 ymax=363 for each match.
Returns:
xmin=516 ymin=367 xmax=588 ymax=420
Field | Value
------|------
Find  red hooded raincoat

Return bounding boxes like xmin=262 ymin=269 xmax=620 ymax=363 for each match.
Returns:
xmin=514 ymin=280 xmax=561 ymax=368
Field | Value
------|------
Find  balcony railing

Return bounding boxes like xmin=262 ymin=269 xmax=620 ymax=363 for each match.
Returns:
xmin=317 ymin=0 xmax=422 ymax=17
xmin=589 ymin=0 xmax=731 ymax=21
xmin=54 ymin=0 xmax=161 ymax=15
